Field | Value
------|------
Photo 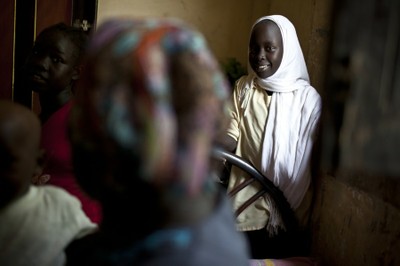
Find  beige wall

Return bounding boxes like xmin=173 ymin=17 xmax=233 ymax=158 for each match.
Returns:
xmin=97 ymin=0 xmax=253 ymax=66
xmin=96 ymin=0 xmax=332 ymax=92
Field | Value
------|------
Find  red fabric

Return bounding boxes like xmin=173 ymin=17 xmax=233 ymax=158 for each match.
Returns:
xmin=41 ymin=100 xmax=102 ymax=223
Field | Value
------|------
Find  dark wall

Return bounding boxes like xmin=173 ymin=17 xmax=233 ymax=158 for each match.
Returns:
xmin=311 ymin=0 xmax=400 ymax=265
xmin=0 ymin=1 xmax=15 ymax=100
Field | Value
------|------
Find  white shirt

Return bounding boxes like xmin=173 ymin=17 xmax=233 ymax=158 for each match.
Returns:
xmin=0 ymin=185 xmax=97 ymax=266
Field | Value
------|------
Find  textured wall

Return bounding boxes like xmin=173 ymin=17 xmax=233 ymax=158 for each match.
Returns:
xmin=314 ymin=0 xmax=400 ymax=265
xmin=311 ymin=175 xmax=400 ymax=266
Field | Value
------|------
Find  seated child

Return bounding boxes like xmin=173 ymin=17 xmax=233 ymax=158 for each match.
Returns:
xmin=0 ymin=100 xmax=97 ymax=266
xmin=65 ymin=17 xmax=250 ymax=265
xmin=20 ymin=22 xmax=102 ymax=224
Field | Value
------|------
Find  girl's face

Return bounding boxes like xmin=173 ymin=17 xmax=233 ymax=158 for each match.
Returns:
xmin=24 ymin=31 xmax=79 ymax=94
xmin=249 ymin=20 xmax=283 ymax=79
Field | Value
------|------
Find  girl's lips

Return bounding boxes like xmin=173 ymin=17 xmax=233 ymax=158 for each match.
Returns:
xmin=257 ymin=64 xmax=270 ymax=71
xmin=29 ymin=73 xmax=46 ymax=83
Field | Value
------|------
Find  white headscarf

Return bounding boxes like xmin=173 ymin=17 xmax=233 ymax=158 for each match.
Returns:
xmin=248 ymin=15 xmax=322 ymax=209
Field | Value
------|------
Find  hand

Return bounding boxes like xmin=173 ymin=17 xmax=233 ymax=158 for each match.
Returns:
xmin=210 ymin=157 xmax=230 ymax=185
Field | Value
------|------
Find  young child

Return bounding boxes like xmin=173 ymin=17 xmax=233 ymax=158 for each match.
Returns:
xmin=0 ymin=100 xmax=97 ymax=266
xmin=219 ymin=15 xmax=322 ymax=258
xmin=21 ymin=22 xmax=102 ymax=223
xmin=65 ymin=17 xmax=250 ymax=265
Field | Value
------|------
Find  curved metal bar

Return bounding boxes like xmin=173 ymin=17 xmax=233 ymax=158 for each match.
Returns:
xmin=211 ymin=146 xmax=298 ymax=232
xmin=228 ymin=177 xmax=255 ymax=197
xmin=212 ymin=147 xmax=279 ymax=195
xmin=234 ymin=187 xmax=268 ymax=217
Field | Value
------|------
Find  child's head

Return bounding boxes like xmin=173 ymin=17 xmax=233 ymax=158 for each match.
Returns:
xmin=68 ymin=18 xmax=230 ymax=222
xmin=0 ymin=100 xmax=42 ymax=208
xmin=248 ymin=15 xmax=310 ymax=87
xmin=249 ymin=19 xmax=283 ymax=79
xmin=23 ymin=23 xmax=88 ymax=95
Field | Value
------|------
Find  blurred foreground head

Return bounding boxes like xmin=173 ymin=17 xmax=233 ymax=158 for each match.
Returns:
xmin=69 ymin=18 xmax=230 ymax=208
xmin=0 ymin=100 xmax=42 ymax=208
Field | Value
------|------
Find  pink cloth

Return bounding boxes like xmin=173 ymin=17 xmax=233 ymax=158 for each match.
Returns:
xmin=41 ymin=100 xmax=102 ymax=223
xmin=249 ymin=257 xmax=320 ymax=266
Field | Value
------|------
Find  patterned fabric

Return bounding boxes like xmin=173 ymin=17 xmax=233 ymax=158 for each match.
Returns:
xmin=70 ymin=17 xmax=230 ymax=199
xmin=66 ymin=17 xmax=250 ymax=266
xmin=249 ymin=257 xmax=320 ymax=266
xmin=66 ymin=192 xmax=250 ymax=266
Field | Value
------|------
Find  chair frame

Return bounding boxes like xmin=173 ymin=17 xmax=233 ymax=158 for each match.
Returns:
xmin=211 ymin=146 xmax=298 ymax=233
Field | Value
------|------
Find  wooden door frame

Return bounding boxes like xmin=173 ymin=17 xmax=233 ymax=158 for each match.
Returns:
xmin=11 ymin=0 xmax=97 ymax=109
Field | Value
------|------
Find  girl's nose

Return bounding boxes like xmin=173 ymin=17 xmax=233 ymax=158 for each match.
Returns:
xmin=31 ymin=54 xmax=49 ymax=70
xmin=257 ymin=50 xmax=266 ymax=61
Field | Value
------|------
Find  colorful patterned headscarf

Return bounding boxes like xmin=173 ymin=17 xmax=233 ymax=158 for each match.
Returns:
xmin=69 ymin=18 xmax=230 ymax=199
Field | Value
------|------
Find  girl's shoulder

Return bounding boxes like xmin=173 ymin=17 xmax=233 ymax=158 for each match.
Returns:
xmin=234 ymin=75 xmax=253 ymax=90
xmin=233 ymin=75 xmax=254 ymax=99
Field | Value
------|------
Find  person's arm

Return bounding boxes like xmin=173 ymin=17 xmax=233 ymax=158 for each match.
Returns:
xmin=211 ymin=78 xmax=241 ymax=183
xmin=211 ymin=134 xmax=237 ymax=184
xmin=215 ymin=134 xmax=237 ymax=153
xmin=215 ymin=76 xmax=245 ymax=153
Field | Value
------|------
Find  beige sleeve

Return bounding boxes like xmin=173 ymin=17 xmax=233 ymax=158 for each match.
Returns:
xmin=226 ymin=77 xmax=244 ymax=141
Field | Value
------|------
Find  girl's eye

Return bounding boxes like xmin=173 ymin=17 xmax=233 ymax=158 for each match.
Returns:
xmin=32 ymin=48 xmax=39 ymax=55
xmin=51 ymin=56 xmax=62 ymax=63
xmin=249 ymin=47 xmax=258 ymax=55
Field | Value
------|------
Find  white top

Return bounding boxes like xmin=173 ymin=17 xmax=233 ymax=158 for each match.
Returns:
xmin=0 ymin=185 xmax=97 ymax=266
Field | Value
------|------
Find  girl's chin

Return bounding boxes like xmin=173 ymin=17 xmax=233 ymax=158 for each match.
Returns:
xmin=255 ymin=71 xmax=272 ymax=79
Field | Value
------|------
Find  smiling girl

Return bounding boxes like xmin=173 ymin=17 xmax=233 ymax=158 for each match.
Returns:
xmin=218 ymin=15 xmax=322 ymax=259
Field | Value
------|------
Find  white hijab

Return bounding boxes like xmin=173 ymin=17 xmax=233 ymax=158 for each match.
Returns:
xmin=247 ymin=15 xmax=322 ymax=209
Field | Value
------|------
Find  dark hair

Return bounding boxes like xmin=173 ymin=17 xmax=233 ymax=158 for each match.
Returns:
xmin=38 ymin=22 xmax=88 ymax=63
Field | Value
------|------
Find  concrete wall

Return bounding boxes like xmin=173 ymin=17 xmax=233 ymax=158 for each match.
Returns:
xmin=312 ymin=0 xmax=400 ymax=265
xmin=311 ymin=175 xmax=400 ymax=266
